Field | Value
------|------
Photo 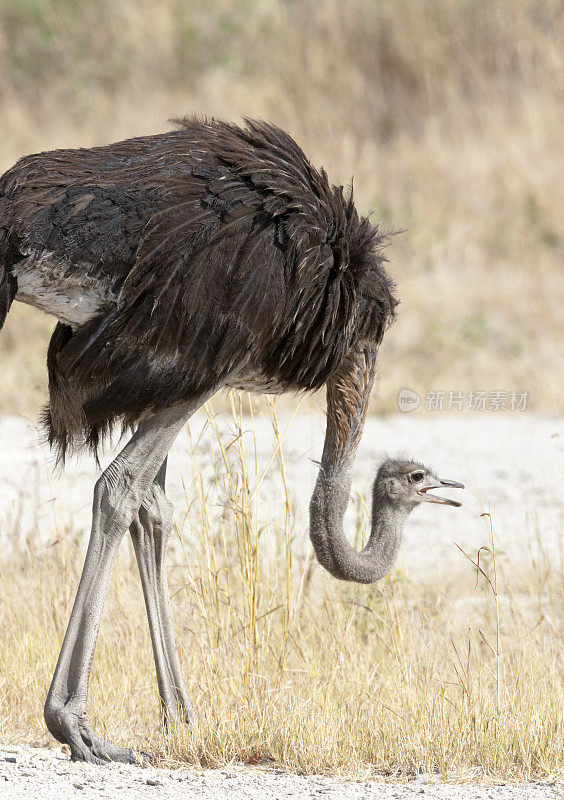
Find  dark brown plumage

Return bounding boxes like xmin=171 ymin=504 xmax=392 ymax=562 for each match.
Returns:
xmin=0 ymin=117 xmax=397 ymax=459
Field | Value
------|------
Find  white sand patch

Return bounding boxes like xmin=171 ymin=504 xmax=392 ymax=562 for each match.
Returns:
xmin=0 ymin=412 xmax=561 ymax=575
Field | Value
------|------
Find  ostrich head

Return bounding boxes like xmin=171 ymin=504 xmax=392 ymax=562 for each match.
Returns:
xmin=374 ymin=458 xmax=464 ymax=512
xmin=310 ymin=453 xmax=464 ymax=585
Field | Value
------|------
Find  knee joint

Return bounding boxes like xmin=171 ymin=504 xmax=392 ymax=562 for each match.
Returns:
xmin=93 ymin=470 xmax=141 ymax=534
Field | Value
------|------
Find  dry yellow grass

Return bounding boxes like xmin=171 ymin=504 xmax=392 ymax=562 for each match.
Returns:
xmin=0 ymin=0 xmax=563 ymax=415
xmin=0 ymin=399 xmax=562 ymax=780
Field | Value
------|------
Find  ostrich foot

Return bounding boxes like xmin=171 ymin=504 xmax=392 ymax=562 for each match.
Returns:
xmin=45 ymin=702 xmax=151 ymax=765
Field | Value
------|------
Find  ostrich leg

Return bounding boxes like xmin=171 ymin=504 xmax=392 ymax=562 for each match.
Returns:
xmin=44 ymin=398 xmax=208 ymax=765
xmin=130 ymin=456 xmax=195 ymax=727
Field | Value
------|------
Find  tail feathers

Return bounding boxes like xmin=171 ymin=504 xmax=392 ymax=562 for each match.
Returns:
xmin=0 ymin=264 xmax=17 ymax=330
xmin=43 ymin=322 xmax=85 ymax=465
xmin=43 ymin=322 xmax=118 ymax=466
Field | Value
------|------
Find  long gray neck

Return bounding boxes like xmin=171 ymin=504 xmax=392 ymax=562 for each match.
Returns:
xmin=309 ymin=347 xmax=406 ymax=584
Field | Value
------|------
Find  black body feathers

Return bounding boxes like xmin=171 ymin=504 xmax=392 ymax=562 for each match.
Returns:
xmin=0 ymin=118 xmax=397 ymax=459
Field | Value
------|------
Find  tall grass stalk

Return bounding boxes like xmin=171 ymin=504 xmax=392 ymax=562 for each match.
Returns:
xmin=455 ymin=510 xmax=502 ymax=709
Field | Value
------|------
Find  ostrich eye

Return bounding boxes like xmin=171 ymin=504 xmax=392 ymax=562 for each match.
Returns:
xmin=409 ymin=471 xmax=425 ymax=483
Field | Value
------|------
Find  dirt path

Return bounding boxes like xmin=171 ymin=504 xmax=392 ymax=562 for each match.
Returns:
xmin=0 ymin=745 xmax=561 ymax=800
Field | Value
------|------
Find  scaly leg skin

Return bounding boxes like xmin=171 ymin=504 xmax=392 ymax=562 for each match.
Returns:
xmin=130 ymin=456 xmax=196 ymax=728
xmin=44 ymin=399 xmax=207 ymax=765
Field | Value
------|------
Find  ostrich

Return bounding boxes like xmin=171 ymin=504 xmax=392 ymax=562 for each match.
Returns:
xmin=0 ymin=118 xmax=463 ymax=764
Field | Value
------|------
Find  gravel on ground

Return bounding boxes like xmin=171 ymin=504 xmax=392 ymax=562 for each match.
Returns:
xmin=0 ymin=745 xmax=562 ymax=800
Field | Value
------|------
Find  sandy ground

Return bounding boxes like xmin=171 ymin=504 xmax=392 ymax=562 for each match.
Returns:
xmin=0 ymin=745 xmax=562 ymax=800
xmin=0 ymin=410 xmax=562 ymax=574
xmin=1 ymin=411 xmax=562 ymax=798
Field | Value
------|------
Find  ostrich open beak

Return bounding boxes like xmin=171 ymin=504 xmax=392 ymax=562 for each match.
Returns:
xmin=417 ymin=477 xmax=465 ymax=507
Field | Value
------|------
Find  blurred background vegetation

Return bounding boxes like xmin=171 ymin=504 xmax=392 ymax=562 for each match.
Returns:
xmin=0 ymin=0 xmax=562 ymax=416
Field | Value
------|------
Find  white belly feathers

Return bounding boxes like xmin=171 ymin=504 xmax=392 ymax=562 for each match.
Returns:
xmin=14 ymin=251 xmax=115 ymax=328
